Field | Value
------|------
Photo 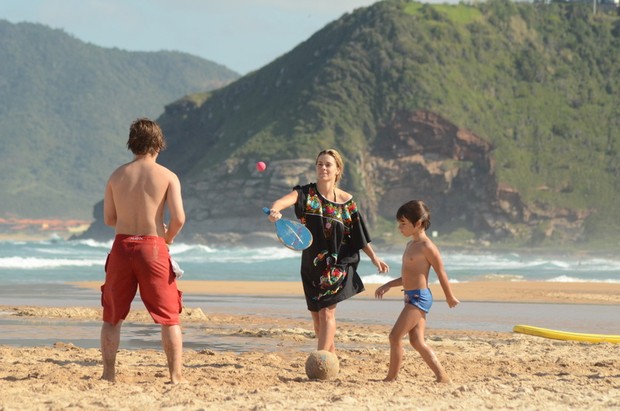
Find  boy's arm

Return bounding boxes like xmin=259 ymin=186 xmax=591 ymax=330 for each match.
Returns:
xmin=423 ymin=243 xmax=459 ymax=308
xmin=375 ymin=277 xmax=402 ymax=299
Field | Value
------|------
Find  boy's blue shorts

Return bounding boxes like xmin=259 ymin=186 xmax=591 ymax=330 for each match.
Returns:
xmin=404 ymin=288 xmax=433 ymax=313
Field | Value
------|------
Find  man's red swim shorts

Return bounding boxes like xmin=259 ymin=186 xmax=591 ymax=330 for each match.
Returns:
xmin=101 ymin=235 xmax=182 ymax=325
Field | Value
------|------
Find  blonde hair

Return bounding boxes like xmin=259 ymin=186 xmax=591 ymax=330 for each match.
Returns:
xmin=316 ymin=149 xmax=344 ymax=183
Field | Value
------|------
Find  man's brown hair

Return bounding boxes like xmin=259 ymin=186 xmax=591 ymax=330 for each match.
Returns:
xmin=127 ymin=118 xmax=167 ymax=155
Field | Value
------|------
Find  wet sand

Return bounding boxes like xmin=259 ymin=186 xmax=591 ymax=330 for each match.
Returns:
xmin=0 ymin=280 xmax=619 ymax=410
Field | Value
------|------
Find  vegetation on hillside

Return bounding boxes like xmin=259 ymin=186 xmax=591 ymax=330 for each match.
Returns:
xmin=158 ymin=0 xmax=620 ymax=245
xmin=0 ymin=20 xmax=238 ymax=219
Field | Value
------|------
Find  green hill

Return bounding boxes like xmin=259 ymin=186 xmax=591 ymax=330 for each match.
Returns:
xmin=146 ymin=0 xmax=620 ymax=247
xmin=0 ymin=19 xmax=239 ymax=219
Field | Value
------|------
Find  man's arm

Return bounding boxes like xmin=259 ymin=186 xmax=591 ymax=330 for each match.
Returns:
xmin=103 ymin=180 xmax=117 ymax=227
xmin=164 ymin=174 xmax=185 ymax=245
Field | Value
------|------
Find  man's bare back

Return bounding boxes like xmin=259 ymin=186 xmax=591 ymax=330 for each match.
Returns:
xmin=104 ymin=154 xmax=184 ymax=244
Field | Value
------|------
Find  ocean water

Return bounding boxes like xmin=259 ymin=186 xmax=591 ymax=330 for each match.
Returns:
xmin=1 ymin=238 xmax=619 ymax=347
xmin=1 ymin=238 xmax=619 ymax=285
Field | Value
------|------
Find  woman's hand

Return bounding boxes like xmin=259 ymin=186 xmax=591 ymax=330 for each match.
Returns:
xmin=372 ymin=257 xmax=389 ymax=274
xmin=267 ymin=209 xmax=282 ymax=223
xmin=362 ymin=245 xmax=389 ymax=274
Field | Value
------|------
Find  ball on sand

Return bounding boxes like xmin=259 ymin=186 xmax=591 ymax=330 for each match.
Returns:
xmin=305 ymin=350 xmax=339 ymax=380
xmin=255 ymin=161 xmax=267 ymax=172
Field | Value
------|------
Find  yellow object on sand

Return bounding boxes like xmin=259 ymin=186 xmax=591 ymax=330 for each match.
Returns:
xmin=513 ymin=325 xmax=620 ymax=344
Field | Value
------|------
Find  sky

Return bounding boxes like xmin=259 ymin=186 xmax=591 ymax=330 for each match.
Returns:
xmin=0 ymin=0 xmax=390 ymax=75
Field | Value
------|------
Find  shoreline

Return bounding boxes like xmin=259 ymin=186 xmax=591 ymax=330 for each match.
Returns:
xmin=72 ymin=279 xmax=620 ymax=305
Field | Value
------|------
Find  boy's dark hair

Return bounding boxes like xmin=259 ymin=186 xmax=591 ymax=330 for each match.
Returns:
xmin=127 ymin=118 xmax=166 ymax=155
xmin=396 ymin=200 xmax=431 ymax=231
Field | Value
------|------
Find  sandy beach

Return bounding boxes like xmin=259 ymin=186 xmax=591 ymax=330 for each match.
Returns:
xmin=1 ymin=280 xmax=619 ymax=410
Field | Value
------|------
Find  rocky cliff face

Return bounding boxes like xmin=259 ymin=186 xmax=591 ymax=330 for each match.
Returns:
xmin=78 ymin=110 xmax=590 ymax=245
xmin=363 ymin=110 xmax=590 ymax=244
xmin=366 ymin=110 xmax=497 ymax=233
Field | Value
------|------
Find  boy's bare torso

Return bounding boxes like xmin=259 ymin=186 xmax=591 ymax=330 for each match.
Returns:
xmin=107 ymin=158 xmax=171 ymax=237
xmin=401 ymin=239 xmax=432 ymax=290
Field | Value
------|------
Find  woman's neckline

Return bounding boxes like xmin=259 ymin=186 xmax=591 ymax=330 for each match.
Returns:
xmin=314 ymin=183 xmax=348 ymax=205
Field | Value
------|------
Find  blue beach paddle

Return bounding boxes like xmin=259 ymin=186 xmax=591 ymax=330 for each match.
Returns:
xmin=262 ymin=207 xmax=313 ymax=251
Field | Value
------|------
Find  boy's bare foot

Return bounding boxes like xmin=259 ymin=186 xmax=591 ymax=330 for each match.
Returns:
xmin=170 ymin=376 xmax=189 ymax=385
xmin=383 ymin=376 xmax=397 ymax=382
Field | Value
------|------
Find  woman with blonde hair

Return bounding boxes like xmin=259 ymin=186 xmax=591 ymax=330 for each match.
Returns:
xmin=267 ymin=149 xmax=389 ymax=353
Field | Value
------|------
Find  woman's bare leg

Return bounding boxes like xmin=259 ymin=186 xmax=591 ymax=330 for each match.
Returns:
xmin=316 ymin=305 xmax=337 ymax=353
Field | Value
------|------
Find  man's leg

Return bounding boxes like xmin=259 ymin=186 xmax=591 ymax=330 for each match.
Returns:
xmin=162 ymin=324 xmax=186 ymax=384
xmin=101 ymin=321 xmax=122 ymax=382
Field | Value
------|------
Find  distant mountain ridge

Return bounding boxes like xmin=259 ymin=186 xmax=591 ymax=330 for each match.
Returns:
xmin=0 ymin=19 xmax=239 ymax=219
xmin=81 ymin=0 xmax=620 ymax=247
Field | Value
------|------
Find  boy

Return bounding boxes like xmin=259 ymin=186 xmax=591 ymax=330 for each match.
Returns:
xmin=375 ymin=200 xmax=459 ymax=382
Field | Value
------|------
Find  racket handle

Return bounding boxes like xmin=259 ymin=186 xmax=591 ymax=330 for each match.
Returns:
xmin=262 ymin=207 xmax=270 ymax=215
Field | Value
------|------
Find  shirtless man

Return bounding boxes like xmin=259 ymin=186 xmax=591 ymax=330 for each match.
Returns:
xmin=375 ymin=200 xmax=459 ymax=383
xmin=101 ymin=118 xmax=186 ymax=384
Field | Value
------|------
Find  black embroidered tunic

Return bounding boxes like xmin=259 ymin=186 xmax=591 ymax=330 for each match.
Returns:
xmin=293 ymin=183 xmax=370 ymax=311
